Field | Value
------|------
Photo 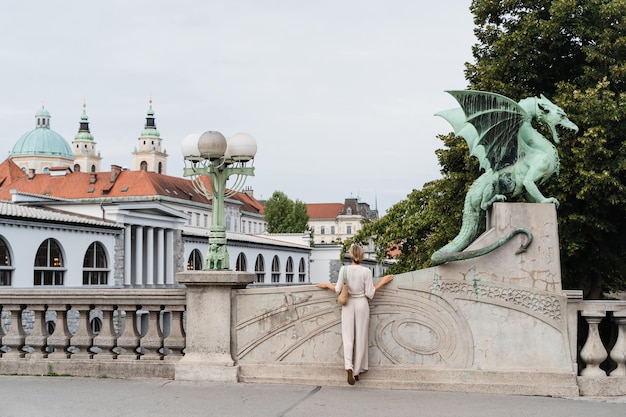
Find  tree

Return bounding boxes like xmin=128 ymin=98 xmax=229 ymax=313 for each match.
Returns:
xmin=353 ymin=0 xmax=626 ymax=298
xmin=264 ymin=191 xmax=310 ymax=234
xmin=466 ymin=0 xmax=626 ymax=298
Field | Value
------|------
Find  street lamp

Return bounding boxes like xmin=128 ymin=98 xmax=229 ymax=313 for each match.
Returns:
xmin=181 ymin=131 xmax=257 ymax=270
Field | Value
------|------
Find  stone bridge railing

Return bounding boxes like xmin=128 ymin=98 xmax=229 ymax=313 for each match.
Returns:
xmin=1 ymin=282 xmax=625 ymax=396
xmin=0 ymin=289 xmax=186 ymax=378
xmin=566 ymin=290 xmax=626 ymax=396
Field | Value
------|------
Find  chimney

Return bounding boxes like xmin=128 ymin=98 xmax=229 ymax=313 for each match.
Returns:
xmin=28 ymin=168 xmax=35 ymax=180
xmin=89 ymin=173 xmax=97 ymax=184
xmin=110 ymin=165 xmax=122 ymax=183
xmin=243 ymin=186 xmax=254 ymax=198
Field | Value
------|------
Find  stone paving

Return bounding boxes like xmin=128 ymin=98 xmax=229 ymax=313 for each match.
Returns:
xmin=1 ymin=375 xmax=625 ymax=417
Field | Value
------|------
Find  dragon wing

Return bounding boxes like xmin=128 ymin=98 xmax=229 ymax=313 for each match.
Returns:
xmin=437 ymin=90 xmax=527 ymax=171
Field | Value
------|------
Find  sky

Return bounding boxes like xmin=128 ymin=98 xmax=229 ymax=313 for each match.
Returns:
xmin=0 ymin=0 xmax=476 ymax=215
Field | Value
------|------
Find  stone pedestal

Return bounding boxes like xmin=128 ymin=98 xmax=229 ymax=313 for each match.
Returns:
xmin=174 ymin=270 xmax=254 ymax=382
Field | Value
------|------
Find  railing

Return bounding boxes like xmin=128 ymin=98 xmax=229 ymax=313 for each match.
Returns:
xmin=567 ymin=291 xmax=626 ymax=378
xmin=0 ymin=289 xmax=186 ymax=377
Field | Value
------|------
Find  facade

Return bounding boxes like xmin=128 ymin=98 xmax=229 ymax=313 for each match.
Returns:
xmin=307 ymin=198 xmax=378 ymax=245
xmin=0 ymin=102 xmax=312 ymax=288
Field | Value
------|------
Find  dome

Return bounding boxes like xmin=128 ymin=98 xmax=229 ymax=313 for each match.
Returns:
xmin=10 ymin=107 xmax=73 ymax=159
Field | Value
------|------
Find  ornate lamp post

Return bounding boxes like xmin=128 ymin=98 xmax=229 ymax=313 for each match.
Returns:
xmin=181 ymin=131 xmax=257 ymax=270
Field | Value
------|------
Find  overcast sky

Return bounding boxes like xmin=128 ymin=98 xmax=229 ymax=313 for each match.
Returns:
xmin=0 ymin=1 xmax=475 ymax=214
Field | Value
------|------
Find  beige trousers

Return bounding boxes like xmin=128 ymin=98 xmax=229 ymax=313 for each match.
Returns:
xmin=341 ymin=296 xmax=370 ymax=375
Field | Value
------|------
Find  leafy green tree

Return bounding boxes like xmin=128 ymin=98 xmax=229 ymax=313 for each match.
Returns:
xmin=353 ymin=0 xmax=626 ymax=297
xmin=467 ymin=0 xmax=626 ymax=298
xmin=264 ymin=191 xmax=310 ymax=233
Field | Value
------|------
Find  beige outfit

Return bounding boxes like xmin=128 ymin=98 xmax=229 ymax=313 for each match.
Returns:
xmin=335 ymin=265 xmax=375 ymax=376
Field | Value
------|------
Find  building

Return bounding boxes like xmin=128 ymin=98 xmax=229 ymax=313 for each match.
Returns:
xmin=306 ymin=197 xmax=378 ymax=245
xmin=0 ymin=102 xmax=312 ymax=288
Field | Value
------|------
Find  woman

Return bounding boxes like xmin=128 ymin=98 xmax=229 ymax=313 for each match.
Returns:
xmin=317 ymin=244 xmax=394 ymax=385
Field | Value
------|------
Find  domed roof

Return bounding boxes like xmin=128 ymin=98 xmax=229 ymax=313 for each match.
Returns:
xmin=11 ymin=106 xmax=74 ymax=159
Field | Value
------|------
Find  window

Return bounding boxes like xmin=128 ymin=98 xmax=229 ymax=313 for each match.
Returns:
xmin=255 ymin=255 xmax=265 ymax=283
xmin=158 ymin=162 xmax=163 ymax=174
xmin=187 ymin=249 xmax=203 ymax=270
xmin=286 ymin=257 xmax=294 ymax=283
xmin=331 ymin=225 xmax=335 ymax=234
xmin=235 ymin=253 xmax=247 ymax=272
xmin=298 ymin=258 xmax=306 ymax=283
xmin=140 ymin=161 xmax=148 ymax=171
xmin=34 ymin=238 xmax=65 ymax=286
xmin=0 ymin=236 xmax=13 ymax=286
xmin=83 ymin=242 xmax=109 ymax=285
xmin=320 ymin=226 xmax=325 ymax=235
xmin=271 ymin=256 xmax=280 ymax=283
xmin=347 ymin=225 xmax=352 ymax=235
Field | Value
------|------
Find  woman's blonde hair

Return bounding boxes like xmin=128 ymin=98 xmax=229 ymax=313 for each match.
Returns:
xmin=348 ymin=244 xmax=365 ymax=263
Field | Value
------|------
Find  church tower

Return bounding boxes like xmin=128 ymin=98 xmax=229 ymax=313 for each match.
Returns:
xmin=71 ymin=103 xmax=102 ymax=172
xmin=132 ymin=100 xmax=167 ymax=174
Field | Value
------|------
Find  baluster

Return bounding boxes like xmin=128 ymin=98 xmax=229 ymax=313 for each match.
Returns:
xmin=163 ymin=306 xmax=185 ymax=359
xmin=24 ymin=305 xmax=48 ymax=359
xmin=92 ymin=306 xmax=117 ymax=359
xmin=139 ymin=305 xmax=163 ymax=360
xmin=609 ymin=311 xmax=626 ymax=377
xmin=1 ymin=305 xmax=26 ymax=358
xmin=580 ymin=311 xmax=608 ymax=377
xmin=116 ymin=308 xmax=140 ymax=360
xmin=46 ymin=305 xmax=72 ymax=359
xmin=69 ymin=305 xmax=94 ymax=359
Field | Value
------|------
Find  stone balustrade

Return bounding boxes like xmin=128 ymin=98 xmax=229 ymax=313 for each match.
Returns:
xmin=0 ymin=289 xmax=186 ymax=378
xmin=566 ymin=291 xmax=626 ymax=396
xmin=1 ymin=285 xmax=626 ymax=396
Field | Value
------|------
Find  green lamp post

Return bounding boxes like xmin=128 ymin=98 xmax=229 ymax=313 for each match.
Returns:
xmin=181 ymin=131 xmax=257 ymax=270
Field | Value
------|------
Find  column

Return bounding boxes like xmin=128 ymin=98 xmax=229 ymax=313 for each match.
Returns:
xmin=146 ymin=227 xmax=154 ymax=286
xmin=124 ymin=225 xmax=132 ymax=286
xmin=175 ymin=270 xmax=254 ymax=382
xmin=156 ymin=228 xmax=165 ymax=286
xmin=165 ymin=230 xmax=174 ymax=285
xmin=134 ymin=226 xmax=144 ymax=286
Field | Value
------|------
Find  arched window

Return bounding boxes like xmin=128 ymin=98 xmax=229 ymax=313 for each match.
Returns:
xmin=158 ymin=161 xmax=163 ymax=174
xmin=83 ymin=242 xmax=109 ymax=285
xmin=255 ymin=255 xmax=265 ymax=283
xmin=0 ymin=236 xmax=13 ymax=286
xmin=298 ymin=258 xmax=306 ymax=283
xmin=235 ymin=253 xmax=247 ymax=272
xmin=140 ymin=161 xmax=148 ymax=171
xmin=34 ymin=238 xmax=65 ymax=286
xmin=187 ymin=249 xmax=203 ymax=270
xmin=285 ymin=257 xmax=294 ymax=283
xmin=271 ymin=256 xmax=280 ymax=283
xmin=74 ymin=164 xmax=81 ymax=172
xmin=90 ymin=164 xmax=96 ymax=173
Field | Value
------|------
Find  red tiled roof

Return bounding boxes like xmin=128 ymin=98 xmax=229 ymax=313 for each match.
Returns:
xmin=0 ymin=158 xmax=264 ymax=217
xmin=0 ymin=159 xmax=27 ymax=188
xmin=306 ymin=203 xmax=344 ymax=219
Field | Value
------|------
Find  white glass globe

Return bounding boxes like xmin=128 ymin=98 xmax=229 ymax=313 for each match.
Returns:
xmin=180 ymin=133 xmax=202 ymax=161
xmin=227 ymin=132 xmax=257 ymax=162
xmin=198 ymin=131 xmax=227 ymax=160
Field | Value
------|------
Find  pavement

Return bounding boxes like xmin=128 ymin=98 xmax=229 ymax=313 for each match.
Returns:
xmin=1 ymin=375 xmax=625 ymax=417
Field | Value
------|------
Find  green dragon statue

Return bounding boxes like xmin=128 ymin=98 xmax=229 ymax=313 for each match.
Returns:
xmin=431 ymin=90 xmax=578 ymax=265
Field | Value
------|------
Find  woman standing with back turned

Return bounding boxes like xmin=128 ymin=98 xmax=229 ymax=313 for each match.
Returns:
xmin=317 ymin=244 xmax=394 ymax=385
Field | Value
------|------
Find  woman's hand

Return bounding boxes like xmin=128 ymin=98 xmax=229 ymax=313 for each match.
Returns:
xmin=375 ymin=274 xmax=394 ymax=290
xmin=317 ymin=282 xmax=335 ymax=290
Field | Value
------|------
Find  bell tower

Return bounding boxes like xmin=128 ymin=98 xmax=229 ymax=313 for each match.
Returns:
xmin=132 ymin=99 xmax=167 ymax=174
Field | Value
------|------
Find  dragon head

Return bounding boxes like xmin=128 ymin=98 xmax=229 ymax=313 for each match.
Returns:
xmin=536 ymin=94 xmax=579 ymax=144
